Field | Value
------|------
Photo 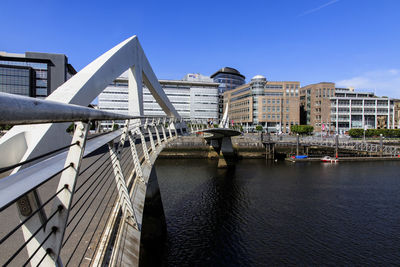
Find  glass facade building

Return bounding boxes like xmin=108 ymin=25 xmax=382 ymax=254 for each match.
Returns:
xmin=0 ymin=65 xmax=34 ymax=96
xmin=210 ymin=67 xmax=246 ymax=94
xmin=210 ymin=67 xmax=246 ymax=120
xmin=0 ymin=52 xmax=76 ymax=98
xmin=98 ymin=72 xmax=220 ymax=128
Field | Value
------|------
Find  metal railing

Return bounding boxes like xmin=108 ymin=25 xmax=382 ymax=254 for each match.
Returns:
xmin=262 ymin=134 xmax=400 ymax=156
xmin=0 ymin=93 xmax=188 ymax=266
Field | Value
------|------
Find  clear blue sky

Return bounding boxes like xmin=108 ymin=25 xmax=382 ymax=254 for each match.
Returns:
xmin=1 ymin=0 xmax=400 ymax=97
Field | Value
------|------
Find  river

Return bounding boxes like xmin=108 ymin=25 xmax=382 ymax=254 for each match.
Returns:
xmin=154 ymin=159 xmax=400 ymax=266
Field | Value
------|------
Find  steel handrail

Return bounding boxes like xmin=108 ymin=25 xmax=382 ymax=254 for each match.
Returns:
xmin=0 ymin=92 xmax=176 ymax=125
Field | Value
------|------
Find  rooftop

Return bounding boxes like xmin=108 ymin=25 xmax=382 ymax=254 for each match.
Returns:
xmin=210 ymin=67 xmax=245 ymax=79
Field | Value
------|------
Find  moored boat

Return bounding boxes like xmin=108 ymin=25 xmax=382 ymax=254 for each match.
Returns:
xmin=321 ymin=156 xmax=339 ymax=163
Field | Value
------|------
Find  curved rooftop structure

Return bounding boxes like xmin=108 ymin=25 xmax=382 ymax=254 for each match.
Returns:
xmin=251 ymin=74 xmax=267 ymax=81
xmin=210 ymin=67 xmax=245 ymax=79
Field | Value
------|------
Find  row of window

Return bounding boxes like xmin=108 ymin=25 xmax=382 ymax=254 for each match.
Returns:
xmin=262 ymin=106 xmax=291 ymax=113
xmin=261 ymin=114 xmax=294 ymax=121
xmin=262 ymin=98 xmax=290 ymax=105
xmin=0 ymin=84 xmax=30 ymax=96
xmin=231 ymin=108 xmax=250 ymax=114
xmin=0 ymin=60 xmax=48 ymax=70
xmin=0 ymin=67 xmax=30 ymax=77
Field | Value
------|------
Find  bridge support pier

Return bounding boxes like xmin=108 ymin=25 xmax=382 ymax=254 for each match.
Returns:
xmin=210 ymin=137 xmax=235 ymax=168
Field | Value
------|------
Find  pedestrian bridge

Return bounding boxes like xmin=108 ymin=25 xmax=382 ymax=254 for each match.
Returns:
xmin=0 ymin=36 xmax=209 ymax=266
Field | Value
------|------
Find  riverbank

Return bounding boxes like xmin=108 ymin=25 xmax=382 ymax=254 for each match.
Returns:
xmin=286 ymin=156 xmax=400 ymax=163
xmin=159 ymin=135 xmax=400 ymax=162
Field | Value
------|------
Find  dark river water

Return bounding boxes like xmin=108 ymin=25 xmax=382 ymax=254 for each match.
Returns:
xmin=154 ymin=159 xmax=400 ymax=266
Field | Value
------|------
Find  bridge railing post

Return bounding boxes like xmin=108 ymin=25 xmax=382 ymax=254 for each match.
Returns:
xmin=154 ymin=119 xmax=162 ymax=147
xmin=136 ymin=128 xmax=151 ymax=164
xmin=108 ymin=120 xmax=137 ymax=226
xmin=148 ymin=124 xmax=156 ymax=152
xmin=128 ymin=132 xmax=145 ymax=184
xmin=39 ymin=121 xmax=89 ymax=265
xmin=168 ymin=119 xmax=173 ymax=140
xmin=173 ymin=119 xmax=178 ymax=137
xmin=161 ymin=118 xmax=168 ymax=143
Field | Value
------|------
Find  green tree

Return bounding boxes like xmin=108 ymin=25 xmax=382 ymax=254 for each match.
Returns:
xmin=348 ymin=128 xmax=364 ymax=137
xmin=255 ymin=125 xmax=263 ymax=132
xmin=290 ymin=125 xmax=313 ymax=135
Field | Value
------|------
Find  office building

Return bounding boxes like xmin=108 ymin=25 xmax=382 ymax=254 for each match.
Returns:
xmin=395 ymin=99 xmax=400 ymax=129
xmin=210 ymin=67 xmax=246 ymax=94
xmin=330 ymin=88 xmax=395 ymax=133
xmin=300 ymin=82 xmax=336 ymax=132
xmin=211 ymin=67 xmax=246 ymax=121
xmin=98 ymin=72 xmax=219 ymax=128
xmin=223 ymin=75 xmax=300 ymax=133
xmin=0 ymin=51 xmax=76 ymax=98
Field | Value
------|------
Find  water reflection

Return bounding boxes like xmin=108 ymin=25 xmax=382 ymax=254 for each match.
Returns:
xmin=156 ymin=159 xmax=400 ymax=266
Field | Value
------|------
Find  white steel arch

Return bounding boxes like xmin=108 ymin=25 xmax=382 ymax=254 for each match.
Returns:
xmin=0 ymin=35 xmax=179 ymax=170
xmin=0 ymin=36 xmax=180 ymax=266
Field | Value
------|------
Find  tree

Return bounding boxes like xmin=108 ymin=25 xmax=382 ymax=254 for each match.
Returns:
xmin=255 ymin=125 xmax=263 ymax=132
xmin=290 ymin=125 xmax=313 ymax=135
xmin=348 ymin=128 xmax=364 ymax=137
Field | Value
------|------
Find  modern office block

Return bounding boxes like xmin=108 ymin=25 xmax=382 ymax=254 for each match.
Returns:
xmin=211 ymin=67 xmax=246 ymax=121
xmin=330 ymin=88 xmax=395 ymax=133
xmin=300 ymin=82 xmax=336 ymax=132
xmin=223 ymin=75 xmax=300 ymax=133
xmin=0 ymin=51 xmax=76 ymax=98
xmin=210 ymin=67 xmax=246 ymax=94
xmin=98 ymin=72 xmax=219 ymax=128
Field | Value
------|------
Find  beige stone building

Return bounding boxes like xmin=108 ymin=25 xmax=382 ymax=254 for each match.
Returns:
xmin=223 ymin=75 xmax=300 ymax=133
xmin=393 ymin=99 xmax=400 ymax=129
xmin=300 ymin=82 xmax=335 ymax=132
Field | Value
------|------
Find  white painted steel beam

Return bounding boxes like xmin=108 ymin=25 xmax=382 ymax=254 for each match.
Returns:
xmin=0 ymin=35 xmax=179 ymax=171
xmin=41 ymin=122 xmax=90 ymax=265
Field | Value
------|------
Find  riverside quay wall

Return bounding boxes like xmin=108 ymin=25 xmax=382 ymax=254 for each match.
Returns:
xmin=159 ymin=134 xmax=392 ymax=159
xmin=159 ymin=135 xmax=266 ymax=159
